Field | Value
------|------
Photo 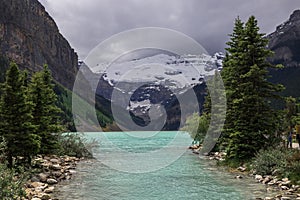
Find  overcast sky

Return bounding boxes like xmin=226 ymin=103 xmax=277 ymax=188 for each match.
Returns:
xmin=38 ymin=0 xmax=300 ymax=59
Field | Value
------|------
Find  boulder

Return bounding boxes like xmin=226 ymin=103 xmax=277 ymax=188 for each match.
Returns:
xmin=282 ymin=178 xmax=289 ymax=182
xmin=264 ymin=197 xmax=273 ymax=200
xmin=50 ymin=158 xmax=60 ymax=164
xmin=38 ymin=173 xmax=49 ymax=182
xmin=235 ymin=175 xmax=243 ymax=179
xmin=30 ymin=182 xmax=44 ymax=188
xmin=52 ymin=171 xmax=62 ymax=177
xmin=51 ymin=164 xmax=62 ymax=170
xmin=237 ymin=166 xmax=246 ymax=172
xmin=40 ymin=193 xmax=51 ymax=200
xmin=263 ymin=176 xmax=272 ymax=184
xmin=44 ymin=186 xmax=55 ymax=194
xmin=255 ymin=175 xmax=263 ymax=180
xmin=46 ymin=178 xmax=58 ymax=185
xmin=280 ymin=196 xmax=291 ymax=200
xmin=69 ymin=170 xmax=77 ymax=174
xmin=281 ymin=186 xmax=289 ymax=190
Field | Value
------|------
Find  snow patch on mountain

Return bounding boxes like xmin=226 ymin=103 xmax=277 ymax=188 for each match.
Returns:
xmin=96 ymin=53 xmax=224 ymax=89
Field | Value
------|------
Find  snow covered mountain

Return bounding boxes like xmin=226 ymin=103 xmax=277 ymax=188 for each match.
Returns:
xmin=83 ymin=52 xmax=224 ymax=130
xmin=97 ymin=53 xmax=224 ymax=88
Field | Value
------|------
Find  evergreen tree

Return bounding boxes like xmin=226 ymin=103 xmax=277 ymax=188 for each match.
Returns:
xmin=201 ymin=70 xmax=226 ymax=154
xmin=220 ymin=18 xmax=245 ymax=147
xmin=284 ymin=97 xmax=300 ymax=128
xmin=29 ymin=65 xmax=62 ymax=154
xmin=222 ymin=16 xmax=284 ymax=164
xmin=0 ymin=63 xmax=40 ymax=167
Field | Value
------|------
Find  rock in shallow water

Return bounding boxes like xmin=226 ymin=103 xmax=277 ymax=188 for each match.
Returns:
xmin=44 ymin=186 xmax=55 ymax=193
xmin=47 ymin=178 xmax=58 ymax=184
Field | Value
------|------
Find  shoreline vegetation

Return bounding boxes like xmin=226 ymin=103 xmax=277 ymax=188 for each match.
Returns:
xmin=189 ymin=144 xmax=300 ymax=200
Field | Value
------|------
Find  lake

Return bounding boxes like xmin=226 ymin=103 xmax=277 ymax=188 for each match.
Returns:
xmin=54 ymin=132 xmax=268 ymax=200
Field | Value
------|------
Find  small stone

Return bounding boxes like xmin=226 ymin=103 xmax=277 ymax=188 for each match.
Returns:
xmin=68 ymin=170 xmax=77 ymax=174
xmin=52 ymin=171 xmax=62 ymax=177
xmin=235 ymin=175 xmax=243 ymax=179
xmin=281 ymin=186 xmax=289 ymax=190
xmin=41 ymin=163 xmax=50 ymax=168
xmin=237 ymin=166 xmax=246 ymax=172
xmin=287 ymin=189 xmax=294 ymax=192
xmin=44 ymin=186 xmax=55 ymax=193
xmin=293 ymin=185 xmax=300 ymax=189
xmin=47 ymin=178 xmax=58 ymax=184
xmin=281 ymin=197 xmax=291 ymax=200
xmin=282 ymin=178 xmax=289 ymax=182
xmin=40 ymin=193 xmax=51 ymax=200
xmin=263 ymin=177 xmax=272 ymax=184
xmin=255 ymin=175 xmax=263 ymax=180
xmin=50 ymin=158 xmax=60 ymax=163
xmin=25 ymin=188 xmax=34 ymax=198
xmin=31 ymin=198 xmax=42 ymax=200
xmin=44 ymin=156 xmax=51 ymax=160
xmin=268 ymin=181 xmax=276 ymax=186
xmin=51 ymin=164 xmax=61 ymax=170
xmin=264 ymin=197 xmax=273 ymax=200
xmin=282 ymin=181 xmax=291 ymax=186
xmin=38 ymin=173 xmax=49 ymax=182
xmin=30 ymin=182 xmax=44 ymax=188
xmin=276 ymin=181 xmax=282 ymax=185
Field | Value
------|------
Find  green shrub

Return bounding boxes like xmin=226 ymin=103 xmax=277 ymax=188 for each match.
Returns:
xmin=253 ymin=147 xmax=300 ymax=184
xmin=0 ymin=139 xmax=27 ymax=199
xmin=286 ymin=161 xmax=300 ymax=184
xmin=252 ymin=147 xmax=290 ymax=175
xmin=285 ymin=151 xmax=300 ymax=183
xmin=0 ymin=164 xmax=27 ymax=199
xmin=58 ymin=133 xmax=98 ymax=158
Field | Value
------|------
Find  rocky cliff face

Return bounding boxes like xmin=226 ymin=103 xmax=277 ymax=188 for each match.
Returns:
xmin=266 ymin=10 xmax=300 ymax=98
xmin=0 ymin=0 xmax=78 ymax=89
xmin=268 ymin=10 xmax=300 ymax=68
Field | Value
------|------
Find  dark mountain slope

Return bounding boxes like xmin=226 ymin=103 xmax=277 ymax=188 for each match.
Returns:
xmin=268 ymin=10 xmax=300 ymax=98
xmin=0 ymin=0 xmax=78 ymax=90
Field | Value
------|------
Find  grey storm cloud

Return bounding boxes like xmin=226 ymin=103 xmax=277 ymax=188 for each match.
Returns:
xmin=39 ymin=0 xmax=300 ymax=59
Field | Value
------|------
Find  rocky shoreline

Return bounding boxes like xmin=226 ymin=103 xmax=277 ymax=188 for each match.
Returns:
xmin=194 ymin=147 xmax=300 ymax=200
xmin=24 ymin=155 xmax=82 ymax=200
xmin=23 ymin=147 xmax=300 ymax=200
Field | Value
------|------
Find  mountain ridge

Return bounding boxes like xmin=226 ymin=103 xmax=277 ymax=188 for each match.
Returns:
xmin=0 ymin=0 xmax=78 ymax=90
xmin=268 ymin=9 xmax=300 ymax=68
xmin=267 ymin=9 xmax=300 ymax=98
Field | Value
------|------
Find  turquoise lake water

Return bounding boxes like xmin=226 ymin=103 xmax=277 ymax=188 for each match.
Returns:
xmin=55 ymin=132 xmax=268 ymax=200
